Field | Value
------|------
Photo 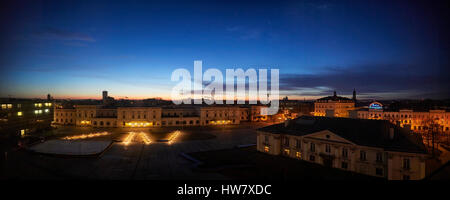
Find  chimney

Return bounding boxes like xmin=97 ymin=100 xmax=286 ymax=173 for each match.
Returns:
xmin=389 ymin=128 xmax=395 ymax=140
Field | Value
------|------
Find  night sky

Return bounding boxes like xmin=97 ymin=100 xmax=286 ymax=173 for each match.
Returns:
xmin=1 ymin=0 xmax=449 ymax=100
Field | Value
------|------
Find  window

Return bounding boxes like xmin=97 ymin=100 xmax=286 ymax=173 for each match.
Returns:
xmin=264 ymin=135 xmax=269 ymax=144
xmin=341 ymin=162 xmax=348 ymax=169
xmin=309 ymin=155 xmax=315 ymax=161
xmin=325 ymin=144 xmax=331 ymax=153
xmin=264 ymin=146 xmax=269 ymax=152
xmin=295 ymin=139 xmax=301 ymax=149
xmin=360 ymin=151 xmax=367 ymax=161
xmin=296 ymin=151 xmax=302 ymax=159
xmin=17 ymin=112 xmax=22 ymax=116
xmin=376 ymin=168 xmax=383 ymax=176
xmin=403 ymin=158 xmax=410 ymax=169
xmin=376 ymin=152 xmax=383 ymax=162
xmin=342 ymin=148 xmax=348 ymax=158
xmin=310 ymin=143 xmax=315 ymax=152
xmin=283 ymin=149 xmax=290 ymax=156
xmin=283 ymin=137 xmax=289 ymax=146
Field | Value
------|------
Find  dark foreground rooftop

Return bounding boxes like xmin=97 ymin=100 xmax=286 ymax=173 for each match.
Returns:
xmin=189 ymin=146 xmax=382 ymax=180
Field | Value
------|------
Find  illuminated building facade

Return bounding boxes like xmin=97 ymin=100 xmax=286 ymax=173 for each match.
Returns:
xmin=314 ymin=91 xmax=355 ymax=117
xmin=53 ymin=91 xmax=270 ymax=128
xmin=257 ymin=116 xmax=428 ymax=180
xmin=54 ymin=105 xmax=264 ymax=127
xmin=350 ymin=102 xmax=450 ymax=133
xmin=0 ymin=98 xmax=54 ymax=137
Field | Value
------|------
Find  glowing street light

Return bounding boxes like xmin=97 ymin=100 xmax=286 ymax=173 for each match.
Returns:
xmin=168 ymin=130 xmax=181 ymax=145
xmin=139 ymin=132 xmax=152 ymax=145
xmin=123 ymin=132 xmax=136 ymax=145
xmin=63 ymin=131 xmax=109 ymax=140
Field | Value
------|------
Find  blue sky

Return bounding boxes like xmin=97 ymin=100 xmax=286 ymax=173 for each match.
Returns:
xmin=1 ymin=0 xmax=449 ymax=100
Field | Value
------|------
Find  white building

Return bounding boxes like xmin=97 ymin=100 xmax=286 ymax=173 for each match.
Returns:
xmin=257 ymin=116 xmax=429 ymax=180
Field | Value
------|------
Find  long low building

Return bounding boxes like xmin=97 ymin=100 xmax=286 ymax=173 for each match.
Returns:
xmin=53 ymin=104 xmax=264 ymax=128
xmin=257 ymin=116 xmax=429 ymax=180
xmin=349 ymin=102 xmax=450 ymax=133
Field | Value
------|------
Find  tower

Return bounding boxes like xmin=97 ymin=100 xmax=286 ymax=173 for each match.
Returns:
xmin=352 ymin=88 xmax=357 ymax=101
xmin=333 ymin=91 xmax=337 ymax=97
xmin=102 ymin=91 xmax=108 ymax=101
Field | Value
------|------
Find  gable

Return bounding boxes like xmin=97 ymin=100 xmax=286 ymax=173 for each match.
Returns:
xmin=303 ymin=130 xmax=355 ymax=145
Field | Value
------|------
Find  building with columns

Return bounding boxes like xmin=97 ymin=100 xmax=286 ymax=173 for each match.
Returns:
xmin=53 ymin=91 xmax=268 ymax=128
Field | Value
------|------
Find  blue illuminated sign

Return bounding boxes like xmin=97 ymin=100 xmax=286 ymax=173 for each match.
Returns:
xmin=369 ymin=102 xmax=383 ymax=110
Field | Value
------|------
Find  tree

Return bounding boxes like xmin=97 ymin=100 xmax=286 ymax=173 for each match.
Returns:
xmin=420 ymin=117 xmax=442 ymax=156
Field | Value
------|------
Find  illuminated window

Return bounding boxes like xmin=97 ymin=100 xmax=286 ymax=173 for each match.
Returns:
xmin=20 ymin=129 xmax=25 ymax=136
xmin=17 ymin=111 xmax=22 ymax=116
xmin=7 ymin=104 xmax=12 ymax=109
xmin=284 ymin=149 xmax=290 ymax=155
xmin=44 ymin=109 xmax=49 ymax=113
xmin=264 ymin=146 xmax=269 ymax=152
xmin=296 ymin=151 xmax=302 ymax=159
xmin=1 ymin=104 xmax=6 ymax=109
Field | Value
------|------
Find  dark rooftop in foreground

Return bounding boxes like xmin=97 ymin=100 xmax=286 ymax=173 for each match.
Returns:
xmin=258 ymin=116 xmax=427 ymax=154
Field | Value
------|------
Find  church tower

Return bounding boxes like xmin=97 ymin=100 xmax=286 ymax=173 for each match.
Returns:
xmin=352 ymin=88 xmax=357 ymax=101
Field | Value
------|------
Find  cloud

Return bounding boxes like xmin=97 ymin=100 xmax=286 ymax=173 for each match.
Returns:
xmin=279 ymin=64 xmax=450 ymax=99
xmin=33 ymin=27 xmax=95 ymax=42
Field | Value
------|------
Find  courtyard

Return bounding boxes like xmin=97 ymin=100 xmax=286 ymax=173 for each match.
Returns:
xmin=1 ymin=123 xmax=268 ymax=180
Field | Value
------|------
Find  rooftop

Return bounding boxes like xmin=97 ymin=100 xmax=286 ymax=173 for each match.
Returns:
xmin=316 ymin=95 xmax=353 ymax=102
xmin=258 ymin=116 xmax=427 ymax=154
